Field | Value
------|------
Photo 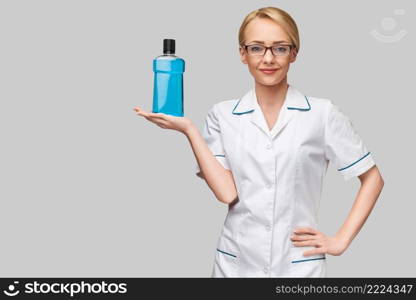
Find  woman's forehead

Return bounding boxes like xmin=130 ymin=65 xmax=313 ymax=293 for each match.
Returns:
xmin=244 ymin=18 xmax=290 ymax=43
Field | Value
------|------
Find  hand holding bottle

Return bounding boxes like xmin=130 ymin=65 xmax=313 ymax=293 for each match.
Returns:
xmin=134 ymin=106 xmax=193 ymax=134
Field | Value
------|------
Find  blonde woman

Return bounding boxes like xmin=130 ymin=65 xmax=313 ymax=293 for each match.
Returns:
xmin=134 ymin=6 xmax=384 ymax=277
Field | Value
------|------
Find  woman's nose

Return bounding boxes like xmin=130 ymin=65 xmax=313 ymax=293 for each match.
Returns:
xmin=262 ymin=48 xmax=275 ymax=62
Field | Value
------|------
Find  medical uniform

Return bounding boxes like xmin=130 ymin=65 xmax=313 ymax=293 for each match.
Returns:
xmin=195 ymin=84 xmax=376 ymax=277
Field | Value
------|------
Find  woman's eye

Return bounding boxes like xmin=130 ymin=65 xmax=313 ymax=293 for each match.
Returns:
xmin=275 ymin=47 xmax=288 ymax=53
xmin=250 ymin=46 xmax=262 ymax=52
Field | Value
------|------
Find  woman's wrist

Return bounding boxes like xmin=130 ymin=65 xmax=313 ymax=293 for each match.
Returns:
xmin=183 ymin=122 xmax=198 ymax=137
xmin=335 ymin=232 xmax=353 ymax=249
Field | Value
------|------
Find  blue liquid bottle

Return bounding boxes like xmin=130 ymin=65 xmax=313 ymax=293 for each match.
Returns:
xmin=152 ymin=39 xmax=185 ymax=117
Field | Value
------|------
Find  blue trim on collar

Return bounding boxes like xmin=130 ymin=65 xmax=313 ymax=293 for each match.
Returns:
xmin=287 ymin=96 xmax=311 ymax=111
xmin=232 ymin=98 xmax=254 ymax=115
xmin=337 ymin=152 xmax=371 ymax=171
xmin=232 ymin=95 xmax=311 ymax=114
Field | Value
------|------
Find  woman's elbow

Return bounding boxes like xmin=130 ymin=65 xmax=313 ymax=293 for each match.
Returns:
xmin=375 ymin=167 xmax=385 ymax=189
xmin=222 ymin=193 xmax=238 ymax=205
xmin=216 ymin=188 xmax=238 ymax=205
xmin=379 ymin=175 xmax=385 ymax=188
xmin=369 ymin=167 xmax=385 ymax=193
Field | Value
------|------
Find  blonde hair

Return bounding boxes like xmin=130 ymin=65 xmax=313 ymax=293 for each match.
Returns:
xmin=238 ymin=6 xmax=300 ymax=53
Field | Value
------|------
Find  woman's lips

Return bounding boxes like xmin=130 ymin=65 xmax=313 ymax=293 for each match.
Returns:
xmin=259 ymin=69 xmax=278 ymax=74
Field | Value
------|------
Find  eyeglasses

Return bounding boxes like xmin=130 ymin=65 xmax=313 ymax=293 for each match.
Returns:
xmin=243 ymin=44 xmax=294 ymax=56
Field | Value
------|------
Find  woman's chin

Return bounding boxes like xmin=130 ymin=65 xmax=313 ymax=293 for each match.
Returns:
xmin=256 ymin=77 xmax=282 ymax=86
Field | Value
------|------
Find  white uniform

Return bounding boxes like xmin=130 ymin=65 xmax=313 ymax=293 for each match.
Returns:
xmin=195 ymin=84 xmax=376 ymax=277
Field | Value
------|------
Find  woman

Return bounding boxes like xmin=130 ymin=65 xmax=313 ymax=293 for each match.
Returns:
xmin=134 ymin=7 xmax=384 ymax=277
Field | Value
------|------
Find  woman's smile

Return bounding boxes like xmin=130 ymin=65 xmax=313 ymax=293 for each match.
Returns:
xmin=259 ymin=68 xmax=279 ymax=74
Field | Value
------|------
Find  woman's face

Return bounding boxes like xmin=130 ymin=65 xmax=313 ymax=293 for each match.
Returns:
xmin=239 ymin=17 xmax=297 ymax=86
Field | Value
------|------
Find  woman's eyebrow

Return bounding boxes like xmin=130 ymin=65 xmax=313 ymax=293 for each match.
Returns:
xmin=248 ymin=40 xmax=290 ymax=44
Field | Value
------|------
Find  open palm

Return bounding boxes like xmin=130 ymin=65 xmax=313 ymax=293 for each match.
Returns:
xmin=133 ymin=106 xmax=193 ymax=134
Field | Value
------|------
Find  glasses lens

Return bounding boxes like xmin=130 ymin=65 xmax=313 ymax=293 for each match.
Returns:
xmin=247 ymin=45 xmax=265 ymax=55
xmin=272 ymin=45 xmax=291 ymax=56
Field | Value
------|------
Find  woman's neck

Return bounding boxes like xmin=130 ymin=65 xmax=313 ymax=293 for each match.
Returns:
xmin=254 ymin=78 xmax=289 ymax=109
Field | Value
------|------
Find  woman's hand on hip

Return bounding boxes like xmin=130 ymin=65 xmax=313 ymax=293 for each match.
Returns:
xmin=290 ymin=227 xmax=349 ymax=257
xmin=134 ymin=106 xmax=193 ymax=134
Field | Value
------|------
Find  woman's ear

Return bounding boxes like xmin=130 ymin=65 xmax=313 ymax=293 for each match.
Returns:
xmin=289 ymin=48 xmax=298 ymax=63
xmin=239 ymin=46 xmax=248 ymax=64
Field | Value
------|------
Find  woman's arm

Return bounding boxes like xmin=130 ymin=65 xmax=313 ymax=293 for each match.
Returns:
xmin=185 ymin=124 xmax=238 ymax=205
xmin=335 ymin=165 xmax=384 ymax=248
xmin=291 ymin=165 xmax=384 ymax=256
xmin=134 ymin=106 xmax=238 ymax=205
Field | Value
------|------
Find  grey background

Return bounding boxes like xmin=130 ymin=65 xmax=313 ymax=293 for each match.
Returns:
xmin=0 ymin=0 xmax=414 ymax=277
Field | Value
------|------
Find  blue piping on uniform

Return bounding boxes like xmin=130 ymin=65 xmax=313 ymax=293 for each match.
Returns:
xmin=214 ymin=154 xmax=225 ymax=157
xmin=287 ymin=96 xmax=311 ymax=111
xmin=216 ymin=248 xmax=237 ymax=258
xmin=232 ymin=98 xmax=255 ymax=115
xmin=291 ymin=256 xmax=326 ymax=263
xmin=338 ymin=152 xmax=371 ymax=171
xmin=232 ymin=95 xmax=311 ymax=114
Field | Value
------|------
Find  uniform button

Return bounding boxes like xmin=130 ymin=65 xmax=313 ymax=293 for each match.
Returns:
xmin=265 ymin=224 xmax=271 ymax=231
xmin=263 ymin=266 xmax=269 ymax=274
xmin=266 ymin=144 xmax=272 ymax=149
xmin=266 ymin=183 xmax=272 ymax=189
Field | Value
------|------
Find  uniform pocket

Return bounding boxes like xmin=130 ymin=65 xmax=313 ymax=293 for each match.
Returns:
xmin=290 ymin=244 xmax=326 ymax=264
xmin=291 ymin=255 xmax=326 ymax=264
xmin=212 ymin=234 xmax=240 ymax=277
xmin=216 ymin=248 xmax=238 ymax=258
xmin=289 ymin=244 xmax=327 ymax=277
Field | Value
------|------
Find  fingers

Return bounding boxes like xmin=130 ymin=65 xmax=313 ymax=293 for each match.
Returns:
xmin=293 ymin=227 xmax=318 ymax=235
xmin=292 ymin=240 xmax=321 ymax=247
xmin=133 ymin=106 xmax=152 ymax=117
xmin=291 ymin=227 xmax=328 ymax=257
xmin=134 ymin=106 xmax=168 ymax=120
xmin=144 ymin=115 xmax=170 ymax=128
xmin=290 ymin=234 xmax=314 ymax=242
xmin=133 ymin=106 xmax=144 ymax=115
xmin=303 ymin=248 xmax=326 ymax=257
xmin=292 ymin=239 xmax=326 ymax=257
xmin=133 ymin=106 xmax=173 ymax=130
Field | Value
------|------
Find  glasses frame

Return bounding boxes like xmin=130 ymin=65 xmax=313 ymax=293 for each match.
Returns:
xmin=242 ymin=43 xmax=295 ymax=57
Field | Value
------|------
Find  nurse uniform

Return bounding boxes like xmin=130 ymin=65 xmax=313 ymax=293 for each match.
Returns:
xmin=195 ymin=84 xmax=376 ymax=277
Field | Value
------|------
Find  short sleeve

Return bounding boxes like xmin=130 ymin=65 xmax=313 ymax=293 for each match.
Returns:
xmin=195 ymin=104 xmax=231 ymax=179
xmin=324 ymin=102 xmax=376 ymax=181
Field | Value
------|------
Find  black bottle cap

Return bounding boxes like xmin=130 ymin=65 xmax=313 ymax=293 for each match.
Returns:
xmin=163 ymin=39 xmax=175 ymax=54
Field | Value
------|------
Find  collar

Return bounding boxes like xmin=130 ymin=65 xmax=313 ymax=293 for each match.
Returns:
xmin=232 ymin=84 xmax=311 ymax=115
xmin=231 ymin=84 xmax=311 ymax=139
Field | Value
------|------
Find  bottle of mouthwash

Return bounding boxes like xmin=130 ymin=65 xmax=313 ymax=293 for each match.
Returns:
xmin=152 ymin=39 xmax=185 ymax=117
